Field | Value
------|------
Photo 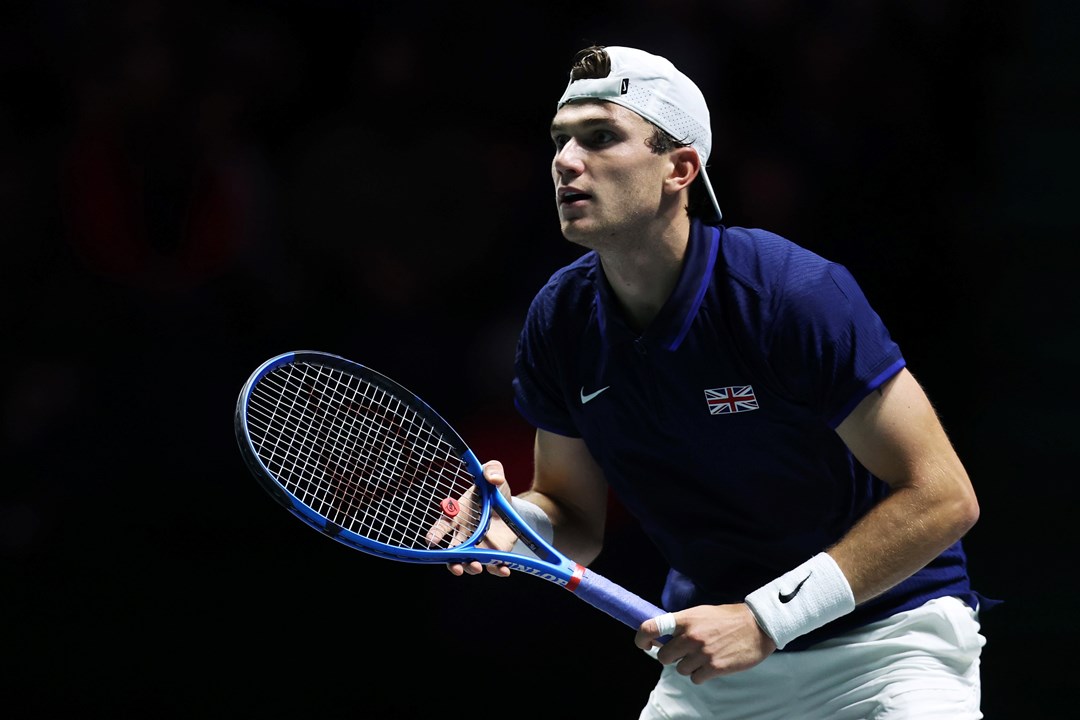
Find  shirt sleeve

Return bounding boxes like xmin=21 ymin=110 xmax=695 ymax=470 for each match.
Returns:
xmin=512 ymin=289 xmax=581 ymax=438
xmin=768 ymin=260 xmax=906 ymax=428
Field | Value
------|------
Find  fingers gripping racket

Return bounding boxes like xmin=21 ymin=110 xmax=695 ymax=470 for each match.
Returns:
xmin=235 ymin=350 xmax=667 ymax=634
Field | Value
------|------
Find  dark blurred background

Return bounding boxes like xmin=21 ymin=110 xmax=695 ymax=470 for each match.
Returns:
xmin=2 ymin=0 xmax=1075 ymax=717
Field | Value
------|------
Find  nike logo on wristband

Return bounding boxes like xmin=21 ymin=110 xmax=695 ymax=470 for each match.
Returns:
xmin=580 ymin=386 xmax=610 ymax=404
xmin=778 ymin=573 xmax=812 ymax=603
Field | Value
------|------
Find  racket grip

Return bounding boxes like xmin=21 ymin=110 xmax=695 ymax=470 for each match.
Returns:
xmin=573 ymin=568 xmax=672 ymax=643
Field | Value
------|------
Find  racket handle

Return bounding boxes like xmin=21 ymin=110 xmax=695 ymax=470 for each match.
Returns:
xmin=573 ymin=567 xmax=672 ymax=643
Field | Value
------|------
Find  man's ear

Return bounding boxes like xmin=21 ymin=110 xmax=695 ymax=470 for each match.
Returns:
xmin=665 ymin=146 xmax=702 ymax=194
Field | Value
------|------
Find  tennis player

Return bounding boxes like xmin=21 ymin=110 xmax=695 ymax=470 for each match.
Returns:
xmin=446 ymin=45 xmax=996 ymax=719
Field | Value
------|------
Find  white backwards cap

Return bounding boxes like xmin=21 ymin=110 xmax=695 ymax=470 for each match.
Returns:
xmin=557 ymin=46 xmax=722 ymax=223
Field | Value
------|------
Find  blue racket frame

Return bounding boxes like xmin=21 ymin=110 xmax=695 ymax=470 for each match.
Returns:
xmin=236 ymin=350 xmax=668 ymax=636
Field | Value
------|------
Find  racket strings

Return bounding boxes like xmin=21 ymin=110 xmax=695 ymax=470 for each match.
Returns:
xmin=246 ymin=361 xmax=483 ymax=550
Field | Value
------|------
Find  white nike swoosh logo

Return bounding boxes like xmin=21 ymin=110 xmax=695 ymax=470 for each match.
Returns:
xmin=580 ymin=386 xmax=611 ymax=404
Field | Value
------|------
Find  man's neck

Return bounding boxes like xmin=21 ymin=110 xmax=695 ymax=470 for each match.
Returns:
xmin=598 ymin=217 xmax=691 ymax=332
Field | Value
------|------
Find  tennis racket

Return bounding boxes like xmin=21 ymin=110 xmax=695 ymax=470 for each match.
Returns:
xmin=234 ymin=350 xmax=669 ymax=636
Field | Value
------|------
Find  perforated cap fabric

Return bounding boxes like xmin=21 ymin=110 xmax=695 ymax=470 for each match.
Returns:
xmin=557 ymin=46 xmax=722 ymax=222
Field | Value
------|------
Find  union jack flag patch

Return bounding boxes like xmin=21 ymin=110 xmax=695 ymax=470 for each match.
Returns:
xmin=705 ymin=385 xmax=759 ymax=415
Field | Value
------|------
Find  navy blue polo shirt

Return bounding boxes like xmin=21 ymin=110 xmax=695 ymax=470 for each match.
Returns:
xmin=513 ymin=220 xmax=984 ymax=650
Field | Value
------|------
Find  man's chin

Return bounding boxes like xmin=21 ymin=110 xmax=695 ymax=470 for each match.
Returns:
xmin=560 ymin=219 xmax=598 ymax=246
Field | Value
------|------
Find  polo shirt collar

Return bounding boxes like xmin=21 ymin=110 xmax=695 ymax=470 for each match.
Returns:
xmin=595 ymin=220 xmax=721 ymax=351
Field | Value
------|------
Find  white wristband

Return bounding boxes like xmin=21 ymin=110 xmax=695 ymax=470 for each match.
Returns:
xmin=744 ymin=552 xmax=855 ymax=650
xmin=509 ymin=496 xmax=553 ymax=558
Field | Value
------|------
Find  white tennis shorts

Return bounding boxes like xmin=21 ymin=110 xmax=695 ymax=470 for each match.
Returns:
xmin=639 ymin=596 xmax=985 ymax=720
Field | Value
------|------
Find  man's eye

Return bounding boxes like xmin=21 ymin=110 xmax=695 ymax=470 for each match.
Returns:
xmin=587 ymin=130 xmax=616 ymax=146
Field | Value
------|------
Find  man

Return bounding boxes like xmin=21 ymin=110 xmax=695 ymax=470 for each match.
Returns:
xmin=444 ymin=45 xmax=993 ymax=719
